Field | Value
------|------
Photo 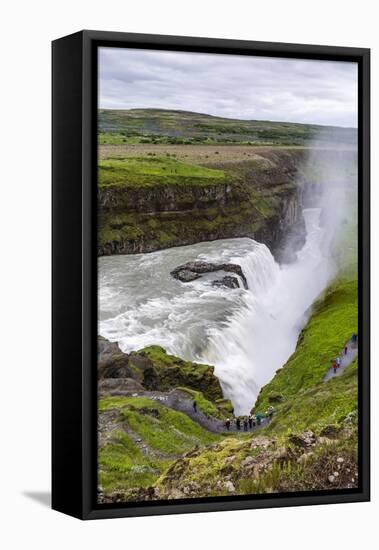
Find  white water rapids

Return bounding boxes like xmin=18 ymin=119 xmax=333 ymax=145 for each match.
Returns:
xmin=99 ymin=207 xmax=336 ymax=415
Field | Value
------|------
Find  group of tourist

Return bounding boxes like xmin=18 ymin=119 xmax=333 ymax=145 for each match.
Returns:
xmin=331 ymin=333 xmax=358 ymax=375
xmin=192 ymin=398 xmax=274 ymax=432
xmin=224 ymin=406 xmax=274 ymax=431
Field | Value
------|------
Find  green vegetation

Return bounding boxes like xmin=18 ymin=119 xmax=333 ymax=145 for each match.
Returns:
xmin=99 ymin=156 xmax=227 ymax=188
xmin=98 ymin=395 xmax=220 ymax=494
xmin=98 ymin=204 xmax=264 ymax=253
xmin=97 ymin=150 xmax=305 ymax=255
xmin=254 ymin=193 xmax=358 ymax=436
xmin=140 ymin=346 xmax=223 ymax=401
xmin=260 ymin=359 xmax=357 ymax=435
xmin=98 ymin=108 xmax=357 ymax=147
xmin=235 ymin=429 xmax=358 ymax=495
xmin=156 ymin=418 xmax=358 ymax=498
xmin=99 ymin=430 xmax=166 ymax=492
xmin=97 ymin=109 xmax=359 ymax=501
xmin=255 ymin=278 xmax=358 ymax=415
xmin=175 ymin=387 xmax=229 ymax=419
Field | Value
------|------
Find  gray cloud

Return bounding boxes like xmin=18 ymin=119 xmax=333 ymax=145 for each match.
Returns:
xmin=99 ymin=47 xmax=358 ymax=128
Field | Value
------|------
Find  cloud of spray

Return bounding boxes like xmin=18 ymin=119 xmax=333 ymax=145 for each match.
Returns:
xmin=300 ymin=132 xmax=358 ymax=274
xmin=202 ymin=131 xmax=358 ymax=415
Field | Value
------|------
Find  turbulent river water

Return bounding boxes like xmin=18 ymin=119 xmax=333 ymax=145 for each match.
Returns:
xmin=99 ymin=208 xmax=335 ymax=415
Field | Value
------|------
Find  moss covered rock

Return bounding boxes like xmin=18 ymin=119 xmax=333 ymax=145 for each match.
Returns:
xmin=139 ymin=346 xmax=223 ymax=401
xmin=98 ymin=337 xmax=222 ymax=401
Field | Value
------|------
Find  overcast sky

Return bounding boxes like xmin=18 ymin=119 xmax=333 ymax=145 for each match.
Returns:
xmin=99 ymin=47 xmax=358 ymax=128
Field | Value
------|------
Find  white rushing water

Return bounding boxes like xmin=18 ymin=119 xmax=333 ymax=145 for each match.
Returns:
xmin=98 ymin=206 xmax=336 ymax=415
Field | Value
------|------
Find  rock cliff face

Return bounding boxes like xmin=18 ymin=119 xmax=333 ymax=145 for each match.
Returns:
xmin=98 ymin=149 xmax=308 ymax=262
xmin=98 ymin=336 xmax=223 ymax=401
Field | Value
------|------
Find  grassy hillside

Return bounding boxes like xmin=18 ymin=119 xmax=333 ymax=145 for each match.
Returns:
xmin=98 ymin=108 xmax=357 ymax=147
xmin=154 ymin=275 xmax=358 ymax=500
xmin=254 ymin=278 xmax=358 ymax=420
xmin=99 ymin=156 xmax=227 ymax=188
xmin=98 ymin=268 xmax=359 ymax=502
xmin=97 ymin=110 xmax=359 ymax=501
xmin=97 ymin=148 xmax=307 ymax=258
xmin=98 ymin=396 xmax=221 ymax=495
xmin=254 ymin=193 xmax=358 ymax=435
xmin=151 ymin=205 xmax=359 ymax=500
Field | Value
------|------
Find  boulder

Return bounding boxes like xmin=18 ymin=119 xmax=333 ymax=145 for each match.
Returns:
xmin=138 ymin=345 xmax=223 ymax=401
xmin=98 ymin=336 xmax=139 ymax=380
xmin=170 ymin=261 xmax=248 ymax=289
xmin=289 ymin=431 xmax=316 ymax=448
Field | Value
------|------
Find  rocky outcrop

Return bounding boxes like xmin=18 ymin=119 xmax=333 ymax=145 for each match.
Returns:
xmin=98 ymin=149 xmax=308 ymax=262
xmin=170 ymin=261 xmax=248 ymax=289
xmin=154 ymin=425 xmax=358 ymax=500
xmin=98 ymin=336 xmax=222 ymax=401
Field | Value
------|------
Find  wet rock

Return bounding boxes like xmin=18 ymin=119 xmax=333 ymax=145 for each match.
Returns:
xmin=328 ymin=475 xmax=336 ymax=483
xmin=212 ymin=276 xmax=240 ymax=289
xmin=170 ymin=261 xmax=248 ymax=289
xmin=172 ymin=269 xmax=201 ymax=282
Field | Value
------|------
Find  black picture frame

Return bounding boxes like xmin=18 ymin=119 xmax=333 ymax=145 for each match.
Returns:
xmin=52 ymin=30 xmax=370 ymax=520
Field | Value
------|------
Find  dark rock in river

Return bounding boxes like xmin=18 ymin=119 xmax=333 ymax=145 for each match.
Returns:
xmin=172 ymin=269 xmax=202 ymax=282
xmin=170 ymin=261 xmax=248 ymax=289
xmin=212 ymin=276 xmax=240 ymax=289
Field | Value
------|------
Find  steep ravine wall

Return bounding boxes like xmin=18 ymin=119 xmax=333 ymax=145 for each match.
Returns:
xmin=97 ymin=149 xmax=315 ymax=261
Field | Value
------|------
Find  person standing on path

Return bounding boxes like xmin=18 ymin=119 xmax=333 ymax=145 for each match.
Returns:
xmin=236 ymin=417 xmax=241 ymax=430
xmin=243 ymin=418 xmax=248 ymax=431
xmin=193 ymin=400 xmax=197 ymax=413
xmin=225 ymin=418 xmax=231 ymax=431
xmin=333 ymin=360 xmax=338 ymax=374
xmin=336 ymin=356 xmax=341 ymax=369
xmin=248 ymin=415 xmax=253 ymax=429
xmin=344 ymin=343 xmax=348 ymax=355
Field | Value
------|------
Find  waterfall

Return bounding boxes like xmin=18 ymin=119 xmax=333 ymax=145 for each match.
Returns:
xmin=200 ymin=208 xmax=334 ymax=414
xmin=99 ymin=207 xmax=335 ymax=415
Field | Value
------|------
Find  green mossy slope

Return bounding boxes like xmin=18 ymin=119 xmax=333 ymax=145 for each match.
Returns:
xmin=98 ymin=396 xmax=220 ymax=496
xmin=140 ymin=346 xmax=223 ymax=401
xmin=99 ymin=156 xmax=227 ymax=188
xmin=152 ymin=272 xmax=359 ymax=500
xmin=254 ymin=277 xmax=358 ymax=421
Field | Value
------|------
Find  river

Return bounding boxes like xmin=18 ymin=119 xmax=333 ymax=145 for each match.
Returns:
xmin=98 ymin=207 xmax=335 ymax=415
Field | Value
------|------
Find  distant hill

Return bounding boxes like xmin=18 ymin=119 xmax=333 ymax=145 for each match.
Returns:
xmin=98 ymin=108 xmax=357 ymax=147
